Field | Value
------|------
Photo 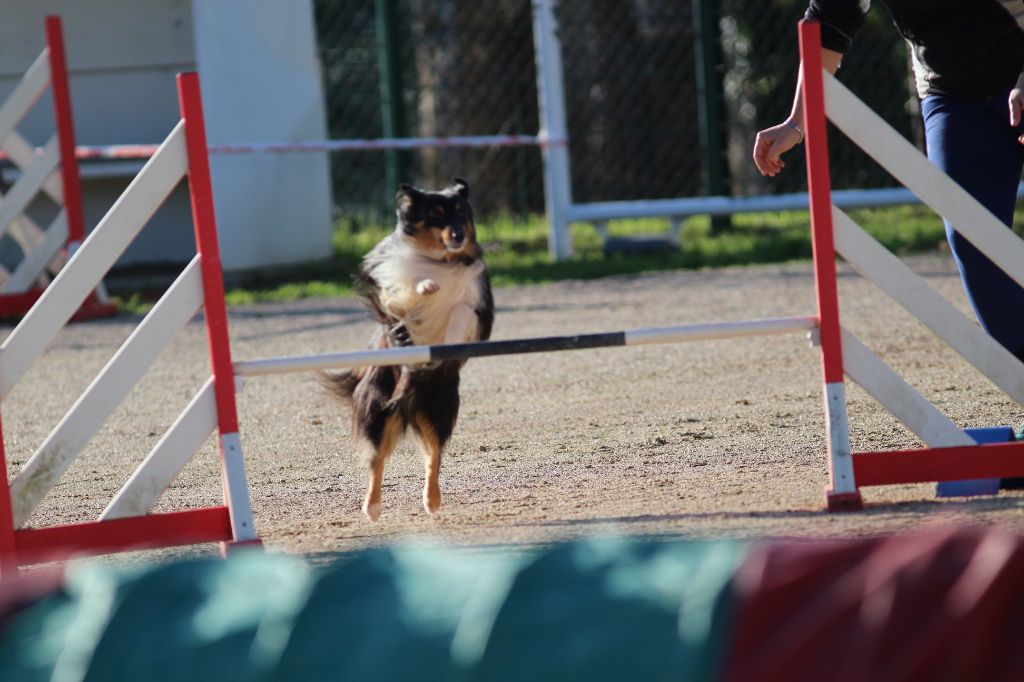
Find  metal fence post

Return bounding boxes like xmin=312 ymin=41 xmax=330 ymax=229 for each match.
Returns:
xmin=376 ymin=0 xmax=407 ymax=199
xmin=531 ymin=0 xmax=573 ymax=260
xmin=692 ymin=0 xmax=731 ymax=233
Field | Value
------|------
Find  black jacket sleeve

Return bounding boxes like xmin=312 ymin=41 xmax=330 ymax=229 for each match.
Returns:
xmin=805 ymin=0 xmax=869 ymax=53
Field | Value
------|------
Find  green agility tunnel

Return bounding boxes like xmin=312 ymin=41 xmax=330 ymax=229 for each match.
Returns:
xmin=1 ymin=525 xmax=1023 ymax=681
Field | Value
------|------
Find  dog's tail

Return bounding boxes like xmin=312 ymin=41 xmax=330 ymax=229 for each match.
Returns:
xmin=317 ymin=369 xmax=361 ymax=404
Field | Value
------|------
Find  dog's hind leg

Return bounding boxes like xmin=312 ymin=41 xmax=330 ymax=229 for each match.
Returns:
xmin=412 ymin=414 xmax=444 ymax=515
xmin=360 ymin=412 xmax=403 ymax=521
xmin=409 ymin=366 xmax=460 ymax=515
xmin=352 ymin=365 xmax=404 ymax=521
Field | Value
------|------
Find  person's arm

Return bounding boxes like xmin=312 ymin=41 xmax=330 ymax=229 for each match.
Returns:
xmin=753 ymin=48 xmax=843 ymax=177
xmin=1009 ymin=70 xmax=1024 ymax=145
xmin=753 ymin=0 xmax=867 ymax=176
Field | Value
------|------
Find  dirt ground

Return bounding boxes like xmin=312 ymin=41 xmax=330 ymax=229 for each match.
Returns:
xmin=5 ymin=253 xmax=1024 ymax=562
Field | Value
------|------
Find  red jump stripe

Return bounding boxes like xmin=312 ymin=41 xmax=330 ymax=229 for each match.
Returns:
xmin=0 ymin=291 xmax=45 ymax=316
xmin=853 ymin=442 xmax=1024 ymax=486
xmin=44 ymin=15 xmax=85 ymax=247
xmin=0 ymin=292 xmax=116 ymax=321
xmin=177 ymin=72 xmax=239 ymax=435
xmin=799 ymin=20 xmax=844 ymax=385
xmin=13 ymin=507 xmax=233 ymax=565
xmin=0 ymin=411 xmax=17 ymax=579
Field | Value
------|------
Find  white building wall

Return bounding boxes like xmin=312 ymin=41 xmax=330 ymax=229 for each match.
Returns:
xmin=191 ymin=0 xmax=333 ymax=271
xmin=0 ymin=0 xmax=333 ymax=275
xmin=0 ymin=0 xmax=192 ymax=145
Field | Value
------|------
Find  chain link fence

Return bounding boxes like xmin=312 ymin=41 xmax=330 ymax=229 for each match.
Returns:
xmin=314 ymin=0 xmax=920 ymax=224
xmin=314 ymin=0 xmax=542 ymax=225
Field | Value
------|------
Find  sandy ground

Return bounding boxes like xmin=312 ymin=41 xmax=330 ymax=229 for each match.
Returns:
xmin=5 ymin=253 xmax=1024 ymax=563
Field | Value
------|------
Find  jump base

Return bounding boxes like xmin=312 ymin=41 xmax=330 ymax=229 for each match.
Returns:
xmin=220 ymin=538 xmax=264 ymax=559
xmin=935 ymin=427 xmax=1014 ymax=498
xmin=12 ymin=507 xmax=233 ymax=566
xmin=825 ymin=489 xmax=864 ymax=512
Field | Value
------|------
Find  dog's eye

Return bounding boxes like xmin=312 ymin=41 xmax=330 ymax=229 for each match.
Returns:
xmin=431 ymin=208 xmax=445 ymax=220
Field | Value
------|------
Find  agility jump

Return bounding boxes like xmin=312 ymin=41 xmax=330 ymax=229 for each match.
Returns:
xmin=0 ymin=71 xmax=257 ymax=579
xmin=0 ymin=16 xmax=114 ymax=319
xmin=797 ymin=20 xmax=1024 ymax=508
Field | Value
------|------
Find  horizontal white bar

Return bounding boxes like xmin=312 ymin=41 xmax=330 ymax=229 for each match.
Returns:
xmin=824 ymin=71 xmax=1024 ymax=294
xmin=564 ymin=187 xmax=936 ymax=223
xmin=624 ymin=316 xmax=817 ymax=346
xmin=235 ymin=346 xmax=432 ymax=376
xmin=234 ymin=316 xmax=818 ymax=377
xmin=64 ymin=133 xmax=568 ymax=160
xmin=0 ymin=122 xmax=188 ymax=399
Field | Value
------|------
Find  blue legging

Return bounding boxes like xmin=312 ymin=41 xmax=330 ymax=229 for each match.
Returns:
xmin=921 ymin=93 xmax=1024 ymax=360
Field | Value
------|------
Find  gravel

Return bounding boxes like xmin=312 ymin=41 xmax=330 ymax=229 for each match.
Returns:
xmin=6 ymin=253 xmax=1024 ymax=562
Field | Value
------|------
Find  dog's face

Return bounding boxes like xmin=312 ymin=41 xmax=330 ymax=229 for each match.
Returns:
xmin=395 ymin=178 xmax=478 ymax=261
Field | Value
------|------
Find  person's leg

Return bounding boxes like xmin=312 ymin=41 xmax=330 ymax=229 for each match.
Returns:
xmin=921 ymin=94 xmax=1024 ymax=358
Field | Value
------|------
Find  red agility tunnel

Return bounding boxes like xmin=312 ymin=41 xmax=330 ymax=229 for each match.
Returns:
xmin=724 ymin=526 xmax=1024 ymax=680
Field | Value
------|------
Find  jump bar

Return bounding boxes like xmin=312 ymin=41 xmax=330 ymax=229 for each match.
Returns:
xmin=233 ymin=316 xmax=818 ymax=377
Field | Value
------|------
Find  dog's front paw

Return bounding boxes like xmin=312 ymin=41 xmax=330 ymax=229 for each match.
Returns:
xmin=388 ymin=322 xmax=412 ymax=347
xmin=415 ymin=279 xmax=439 ymax=296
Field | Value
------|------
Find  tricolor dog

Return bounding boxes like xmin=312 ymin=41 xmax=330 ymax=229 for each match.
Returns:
xmin=322 ymin=178 xmax=494 ymax=520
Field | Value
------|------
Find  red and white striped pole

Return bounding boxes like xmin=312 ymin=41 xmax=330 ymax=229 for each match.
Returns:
xmin=178 ymin=72 xmax=258 ymax=550
xmin=798 ymin=20 xmax=860 ymax=511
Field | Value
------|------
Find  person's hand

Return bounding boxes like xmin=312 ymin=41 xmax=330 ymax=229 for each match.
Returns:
xmin=753 ymin=121 xmax=803 ymax=177
xmin=1009 ymin=72 xmax=1024 ymax=144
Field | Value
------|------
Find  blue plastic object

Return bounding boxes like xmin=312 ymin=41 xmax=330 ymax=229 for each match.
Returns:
xmin=935 ymin=426 xmax=1015 ymax=498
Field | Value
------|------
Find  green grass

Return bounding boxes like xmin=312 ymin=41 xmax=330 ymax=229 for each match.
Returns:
xmin=118 ymin=202 xmax=1024 ymax=313
xmin=325 ymin=204 xmax=951 ymax=289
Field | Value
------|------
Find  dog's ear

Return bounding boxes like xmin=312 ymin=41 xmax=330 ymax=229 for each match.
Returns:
xmin=395 ymin=185 xmax=421 ymax=224
xmin=396 ymin=183 xmax=421 ymax=201
xmin=452 ymin=177 xmax=469 ymax=198
xmin=396 ymin=184 xmax=423 ymax=214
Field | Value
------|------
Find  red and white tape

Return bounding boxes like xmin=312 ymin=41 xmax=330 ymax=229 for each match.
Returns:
xmin=51 ymin=133 xmax=567 ymax=161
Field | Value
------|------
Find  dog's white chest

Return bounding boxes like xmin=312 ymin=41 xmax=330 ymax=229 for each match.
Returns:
xmin=373 ymin=253 xmax=484 ymax=346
